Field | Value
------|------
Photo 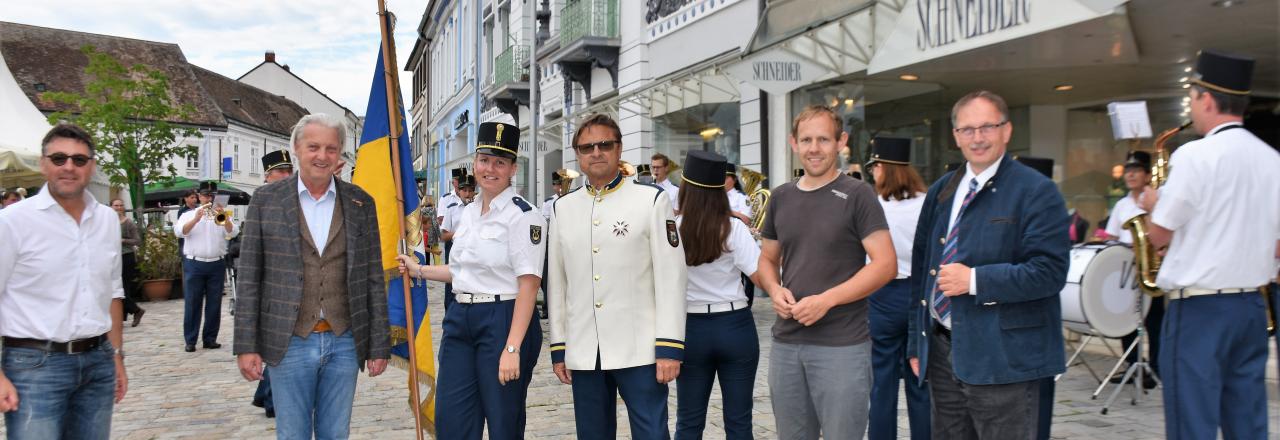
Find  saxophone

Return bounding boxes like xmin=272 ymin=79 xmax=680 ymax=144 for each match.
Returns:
xmin=738 ymin=167 xmax=770 ymax=231
xmin=1122 ymin=122 xmax=1189 ymax=297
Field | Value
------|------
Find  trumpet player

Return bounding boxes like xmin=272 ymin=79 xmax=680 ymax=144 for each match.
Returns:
xmin=175 ymin=181 xmax=238 ymax=353
xmin=1138 ymin=49 xmax=1280 ymax=440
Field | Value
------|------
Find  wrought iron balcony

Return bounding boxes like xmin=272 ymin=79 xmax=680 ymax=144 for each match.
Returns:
xmin=560 ymin=0 xmax=619 ymax=46
xmin=492 ymin=45 xmax=530 ymax=87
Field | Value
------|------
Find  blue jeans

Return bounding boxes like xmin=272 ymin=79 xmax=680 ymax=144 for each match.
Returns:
xmin=269 ymin=331 xmax=359 ymax=440
xmin=2 ymin=341 xmax=116 ymax=440
xmin=675 ymin=308 xmax=758 ymax=440
xmin=182 ymin=258 xmax=225 ymax=346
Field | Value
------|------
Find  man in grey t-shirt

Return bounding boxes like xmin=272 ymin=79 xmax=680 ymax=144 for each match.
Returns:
xmin=758 ymin=105 xmax=898 ymax=440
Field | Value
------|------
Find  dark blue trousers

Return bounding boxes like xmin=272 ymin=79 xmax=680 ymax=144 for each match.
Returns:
xmin=435 ymin=300 xmax=541 ymax=440
xmin=1036 ymin=377 xmax=1053 ymax=440
xmin=1270 ymin=283 xmax=1279 ymax=379
xmin=253 ymin=367 xmax=274 ymax=411
xmin=182 ymin=258 xmax=225 ymax=346
xmin=675 ymin=308 xmax=758 ymax=440
xmin=443 ymin=240 xmax=456 ymax=311
xmin=868 ymin=278 xmax=930 ymax=440
xmin=1160 ymin=293 xmax=1268 ymax=440
xmin=572 ymin=360 xmax=670 ymax=440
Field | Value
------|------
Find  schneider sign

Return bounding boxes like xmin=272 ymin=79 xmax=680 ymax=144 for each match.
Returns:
xmin=915 ymin=0 xmax=1032 ymax=51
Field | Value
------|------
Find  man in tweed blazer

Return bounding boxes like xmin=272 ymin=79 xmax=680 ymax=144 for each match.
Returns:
xmin=234 ymin=114 xmax=390 ymax=439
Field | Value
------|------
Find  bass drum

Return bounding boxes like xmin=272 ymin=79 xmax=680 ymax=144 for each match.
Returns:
xmin=1060 ymin=244 xmax=1149 ymax=338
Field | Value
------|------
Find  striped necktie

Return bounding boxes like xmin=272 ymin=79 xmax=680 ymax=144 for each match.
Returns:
xmin=934 ymin=178 xmax=979 ymax=326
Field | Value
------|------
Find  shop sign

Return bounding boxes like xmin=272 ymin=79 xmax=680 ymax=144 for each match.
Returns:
xmin=725 ymin=47 xmax=832 ymax=95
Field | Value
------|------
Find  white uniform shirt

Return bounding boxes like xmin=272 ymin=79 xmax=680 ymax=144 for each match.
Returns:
xmin=1152 ymin=123 xmax=1280 ymax=290
xmin=0 ymin=186 xmax=124 ymax=341
xmin=438 ymin=192 xmax=462 ymax=233
xmin=728 ymin=189 xmax=753 ymax=219
xmin=175 ymin=200 xmax=239 ymax=259
xmin=449 ymin=187 xmax=547 ymax=294
xmin=540 ymin=194 xmax=559 ymax=221
xmin=1103 ymin=194 xmax=1145 ymax=245
xmin=297 ymin=176 xmax=337 ymax=254
xmin=658 ymin=178 xmax=680 ymax=209
xmin=878 ymin=193 xmax=925 ymax=279
xmin=681 ymin=218 xmax=759 ymax=306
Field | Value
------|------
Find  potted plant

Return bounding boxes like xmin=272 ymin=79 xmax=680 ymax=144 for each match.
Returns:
xmin=136 ymin=226 xmax=181 ymax=301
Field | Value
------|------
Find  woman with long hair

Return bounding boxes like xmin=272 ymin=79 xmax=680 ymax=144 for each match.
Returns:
xmin=864 ymin=137 xmax=930 ymax=440
xmin=395 ymin=122 xmax=544 ymax=440
xmin=110 ymin=198 xmax=146 ymax=326
xmin=674 ymin=150 xmax=762 ymax=440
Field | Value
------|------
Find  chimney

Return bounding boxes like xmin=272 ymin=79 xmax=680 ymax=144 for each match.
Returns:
xmin=265 ymin=50 xmax=276 ymax=63
xmin=282 ymin=64 xmax=290 ymax=72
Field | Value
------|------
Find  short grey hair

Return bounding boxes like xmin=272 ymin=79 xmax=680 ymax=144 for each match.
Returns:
xmin=951 ymin=90 xmax=1009 ymax=126
xmin=290 ymin=113 xmax=348 ymax=150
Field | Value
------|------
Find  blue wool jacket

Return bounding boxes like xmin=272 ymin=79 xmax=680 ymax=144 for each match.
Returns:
xmin=907 ymin=155 xmax=1070 ymax=385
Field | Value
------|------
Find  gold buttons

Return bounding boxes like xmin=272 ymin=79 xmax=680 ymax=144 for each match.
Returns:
xmin=595 ymin=197 xmax=602 ymax=203
xmin=592 ymin=247 xmax=599 ymax=253
xmin=593 ymin=275 xmax=601 ymax=281
xmin=595 ymin=302 xmax=603 ymax=308
xmin=593 ymin=220 xmax=600 ymax=226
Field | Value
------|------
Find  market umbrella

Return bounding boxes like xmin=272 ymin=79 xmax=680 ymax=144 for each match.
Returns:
xmin=144 ymin=176 xmax=251 ymax=205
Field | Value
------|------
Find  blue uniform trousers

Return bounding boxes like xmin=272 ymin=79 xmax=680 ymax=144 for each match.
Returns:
xmin=572 ymin=358 xmax=671 ymax=440
xmin=435 ymin=300 xmax=542 ymax=440
xmin=181 ymin=258 xmax=225 ymax=346
xmin=1160 ymin=292 xmax=1268 ymax=440
xmin=868 ymin=278 xmax=930 ymax=440
xmin=675 ymin=308 xmax=758 ymax=440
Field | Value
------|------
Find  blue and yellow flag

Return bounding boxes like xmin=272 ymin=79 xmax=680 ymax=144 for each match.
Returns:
xmin=352 ymin=45 xmax=436 ymax=436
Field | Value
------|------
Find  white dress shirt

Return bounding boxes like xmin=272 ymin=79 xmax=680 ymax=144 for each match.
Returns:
xmin=0 ymin=186 xmax=124 ymax=341
xmin=878 ymin=193 xmax=926 ymax=279
xmin=681 ymin=218 xmax=760 ymax=306
xmin=449 ymin=186 xmax=546 ymax=295
xmin=297 ymin=176 xmax=338 ymax=255
xmin=175 ymin=200 xmax=240 ymax=259
xmin=441 ymin=193 xmax=467 ymax=234
xmin=541 ymin=194 xmax=559 ymax=221
xmin=728 ymin=189 xmax=753 ymax=219
xmin=1103 ymin=194 xmax=1145 ymax=244
xmin=934 ymin=157 xmax=1001 ymax=328
xmin=658 ymin=179 xmax=680 ymax=210
xmin=1152 ymin=122 xmax=1280 ymax=290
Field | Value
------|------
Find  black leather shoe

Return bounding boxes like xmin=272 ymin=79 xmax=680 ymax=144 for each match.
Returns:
xmin=265 ymin=409 xmax=275 ymax=418
xmin=185 ymin=345 xmax=196 ymax=353
xmin=251 ymin=398 xmax=264 ymax=408
xmin=203 ymin=342 xmax=222 ymax=349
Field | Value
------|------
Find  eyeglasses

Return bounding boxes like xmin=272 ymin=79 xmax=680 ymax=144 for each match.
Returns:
xmin=45 ymin=153 xmax=93 ymax=167
xmin=953 ymin=121 xmax=1007 ymax=138
xmin=572 ymin=140 xmax=621 ymax=154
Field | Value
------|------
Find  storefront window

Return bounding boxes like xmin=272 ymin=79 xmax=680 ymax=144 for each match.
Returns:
xmin=653 ymin=102 xmax=741 ymax=169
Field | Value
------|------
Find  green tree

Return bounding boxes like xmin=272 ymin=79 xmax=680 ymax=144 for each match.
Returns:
xmin=45 ymin=45 xmax=201 ymax=227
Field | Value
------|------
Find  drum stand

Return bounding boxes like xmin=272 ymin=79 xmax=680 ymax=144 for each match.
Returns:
xmin=1095 ymin=325 xmax=1160 ymax=414
xmin=1057 ymin=333 xmax=1107 ymax=383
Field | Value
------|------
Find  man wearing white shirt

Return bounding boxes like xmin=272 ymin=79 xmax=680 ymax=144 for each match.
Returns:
xmin=651 ymin=153 xmax=680 ymax=212
xmin=175 ymin=181 xmax=239 ymax=352
xmin=1101 ymin=150 xmax=1163 ymax=389
xmin=440 ymin=173 xmax=475 ymax=311
xmin=0 ymin=123 xmax=128 ymax=439
xmin=1139 ymin=49 xmax=1280 ymax=440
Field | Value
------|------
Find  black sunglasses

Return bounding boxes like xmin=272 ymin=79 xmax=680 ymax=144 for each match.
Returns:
xmin=572 ymin=140 xmax=621 ymax=154
xmin=45 ymin=153 xmax=93 ymax=167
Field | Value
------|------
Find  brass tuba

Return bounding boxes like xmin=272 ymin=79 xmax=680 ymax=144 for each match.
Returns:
xmin=1122 ymin=121 xmax=1189 ymax=297
xmin=738 ymin=167 xmax=770 ymax=231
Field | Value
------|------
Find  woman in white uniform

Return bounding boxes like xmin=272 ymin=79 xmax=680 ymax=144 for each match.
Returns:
xmin=864 ymin=137 xmax=931 ymax=440
xmin=673 ymin=150 xmax=762 ymax=440
xmin=396 ymin=122 xmax=544 ymax=440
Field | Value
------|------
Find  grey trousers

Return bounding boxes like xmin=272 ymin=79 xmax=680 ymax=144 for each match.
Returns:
xmin=768 ymin=340 xmax=872 ymax=440
xmin=927 ymin=330 xmax=1040 ymax=440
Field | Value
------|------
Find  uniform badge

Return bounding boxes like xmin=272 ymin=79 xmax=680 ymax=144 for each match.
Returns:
xmin=530 ymin=225 xmax=542 ymax=245
xmin=666 ymin=220 xmax=679 ymax=247
xmin=613 ymin=221 xmax=629 ymax=237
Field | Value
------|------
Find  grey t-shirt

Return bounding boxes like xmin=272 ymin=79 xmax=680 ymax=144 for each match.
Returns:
xmin=761 ymin=174 xmax=888 ymax=346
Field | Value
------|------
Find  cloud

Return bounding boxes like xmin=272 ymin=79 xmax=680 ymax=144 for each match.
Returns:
xmin=3 ymin=0 xmax=429 ymax=115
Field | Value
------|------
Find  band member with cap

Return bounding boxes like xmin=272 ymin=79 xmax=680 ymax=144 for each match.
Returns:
xmin=262 ymin=150 xmax=294 ymax=184
xmin=441 ymin=168 xmax=477 ymax=311
xmin=541 ymin=169 xmax=567 ymax=221
xmin=396 ymin=121 xmax=543 ymax=439
xmin=175 ymin=180 xmax=238 ymax=353
xmin=635 ymin=164 xmax=654 ymax=184
xmin=1100 ymin=151 xmax=1164 ymax=389
xmin=723 ymin=163 xmax=753 ymax=226
xmin=759 ymin=106 xmax=896 ymax=440
xmin=1014 ymin=155 xmax=1063 ymax=440
xmin=863 ymin=136 xmax=930 ymax=440
xmin=674 ymin=150 xmax=762 ymax=440
xmin=651 ymin=153 xmax=681 ymax=210
xmin=1139 ymin=49 xmax=1280 ymax=440
xmin=547 ymin=114 xmax=688 ymax=439
xmin=907 ymin=91 xmax=1070 ymax=439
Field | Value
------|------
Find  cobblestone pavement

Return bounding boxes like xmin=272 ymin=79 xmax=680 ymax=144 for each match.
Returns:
xmin=3 ymin=281 xmax=1278 ymax=439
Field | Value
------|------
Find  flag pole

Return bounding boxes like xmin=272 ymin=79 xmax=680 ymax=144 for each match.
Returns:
xmin=376 ymin=1 xmax=425 ymax=438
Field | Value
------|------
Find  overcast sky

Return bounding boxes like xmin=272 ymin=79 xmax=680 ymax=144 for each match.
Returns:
xmin=3 ymin=0 xmax=430 ymax=117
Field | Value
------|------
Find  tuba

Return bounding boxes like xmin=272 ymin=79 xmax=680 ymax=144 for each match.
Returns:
xmin=738 ymin=167 xmax=770 ymax=231
xmin=1122 ymin=121 xmax=1189 ymax=297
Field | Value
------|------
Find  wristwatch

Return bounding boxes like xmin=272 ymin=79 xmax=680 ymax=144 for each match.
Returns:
xmin=114 ymin=348 xmax=126 ymax=359
xmin=504 ymin=345 xmax=519 ymax=354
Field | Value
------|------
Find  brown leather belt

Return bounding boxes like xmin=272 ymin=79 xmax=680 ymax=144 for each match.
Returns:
xmin=2 ymin=334 xmax=107 ymax=354
xmin=312 ymin=319 xmax=332 ymax=333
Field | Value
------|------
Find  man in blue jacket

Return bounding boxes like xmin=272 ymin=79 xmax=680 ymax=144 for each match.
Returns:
xmin=906 ymin=90 xmax=1070 ymax=439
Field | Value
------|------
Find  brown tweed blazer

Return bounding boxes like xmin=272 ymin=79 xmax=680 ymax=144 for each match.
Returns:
xmin=233 ymin=176 xmax=390 ymax=367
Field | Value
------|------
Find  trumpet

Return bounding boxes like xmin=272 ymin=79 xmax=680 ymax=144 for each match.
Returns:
xmin=199 ymin=203 xmax=233 ymax=226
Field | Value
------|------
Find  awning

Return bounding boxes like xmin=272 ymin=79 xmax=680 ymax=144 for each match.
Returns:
xmin=0 ymin=149 xmax=43 ymax=189
xmin=144 ymin=176 xmax=251 ymax=205
xmin=726 ymin=0 xmax=878 ymax=94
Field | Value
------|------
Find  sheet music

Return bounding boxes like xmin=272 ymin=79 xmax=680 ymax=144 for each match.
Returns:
xmin=1107 ymin=101 xmax=1153 ymax=140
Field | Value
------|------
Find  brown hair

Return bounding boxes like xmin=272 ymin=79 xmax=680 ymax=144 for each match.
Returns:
xmin=1191 ymin=85 xmax=1248 ymax=116
xmin=651 ymin=153 xmax=672 ymax=167
xmin=41 ymin=123 xmax=95 ymax=155
xmin=572 ymin=113 xmax=622 ymax=147
xmin=791 ymin=105 xmax=843 ymax=137
xmin=678 ymin=181 xmax=732 ymax=266
xmin=951 ymin=90 xmax=1009 ymax=126
xmin=873 ymin=163 xmax=927 ymax=202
